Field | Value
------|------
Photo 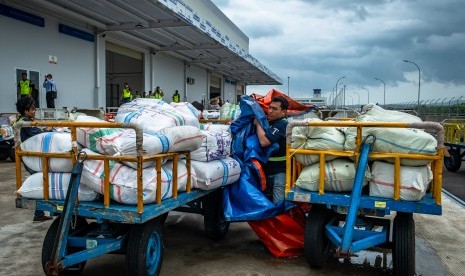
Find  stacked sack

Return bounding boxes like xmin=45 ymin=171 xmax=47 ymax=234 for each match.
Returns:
xmin=190 ymin=122 xmax=240 ymax=190
xmin=17 ymin=131 xmax=99 ymax=201
xmin=292 ymin=118 xmax=366 ymax=192
xmin=344 ymin=104 xmax=436 ymax=201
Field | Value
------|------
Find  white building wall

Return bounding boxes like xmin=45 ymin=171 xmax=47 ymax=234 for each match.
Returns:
xmin=0 ymin=14 xmax=95 ymax=113
xmin=186 ymin=66 xmax=208 ymax=103
xmin=224 ymin=82 xmax=236 ymax=104
xmin=185 ymin=0 xmax=249 ymax=52
xmin=152 ymin=53 xmax=184 ymax=101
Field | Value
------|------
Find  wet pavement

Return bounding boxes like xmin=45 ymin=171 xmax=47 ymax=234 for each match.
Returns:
xmin=0 ymin=160 xmax=463 ymax=275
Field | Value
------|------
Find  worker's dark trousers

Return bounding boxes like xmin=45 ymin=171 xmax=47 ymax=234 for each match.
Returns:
xmin=46 ymin=92 xmax=55 ymax=108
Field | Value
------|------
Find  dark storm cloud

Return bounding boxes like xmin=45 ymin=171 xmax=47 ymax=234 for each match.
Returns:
xmin=212 ymin=0 xmax=465 ymax=101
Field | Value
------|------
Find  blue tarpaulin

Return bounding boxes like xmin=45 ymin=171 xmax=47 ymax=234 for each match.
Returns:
xmin=223 ymin=95 xmax=294 ymax=221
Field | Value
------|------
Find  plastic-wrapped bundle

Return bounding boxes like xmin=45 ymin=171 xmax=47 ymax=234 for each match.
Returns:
xmin=80 ymin=149 xmax=192 ymax=205
xmin=191 ymin=130 xmax=231 ymax=162
xmin=17 ymin=172 xmax=99 ymax=201
xmin=21 ymin=132 xmax=74 ymax=172
xmin=344 ymin=105 xmax=437 ymax=166
xmin=295 ymin=159 xmax=368 ymax=192
xmin=191 ymin=157 xmax=241 ymax=190
xmin=220 ymin=102 xmax=241 ymax=120
xmin=291 ymin=118 xmax=345 ymax=165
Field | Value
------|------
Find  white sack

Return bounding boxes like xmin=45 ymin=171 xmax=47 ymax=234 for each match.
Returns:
xmin=202 ymin=110 xmax=220 ymax=119
xmin=191 ymin=157 xmax=241 ymax=190
xmin=17 ymin=172 xmax=99 ymax=201
xmin=21 ymin=132 xmax=74 ymax=172
xmin=369 ymin=161 xmax=432 ymax=201
xmin=115 ymin=98 xmax=200 ymax=132
xmin=191 ymin=130 xmax=231 ymax=162
xmin=200 ymin=123 xmax=230 ymax=133
xmin=344 ymin=105 xmax=437 ymax=166
xmin=295 ymin=159 xmax=367 ymax=192
xmin=80 ymin=149 xmax=192 ymax=204
xmin=291 ymin=118 xmax=345 ymax=165
xmin=170 ymin=102 xmax=201 ymax=119
xmin=76 ymin=115 xmax=204 ymax=168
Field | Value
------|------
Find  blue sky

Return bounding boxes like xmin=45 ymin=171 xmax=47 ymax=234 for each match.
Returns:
xmin=211 ymin=0 xmax=465 ymax=105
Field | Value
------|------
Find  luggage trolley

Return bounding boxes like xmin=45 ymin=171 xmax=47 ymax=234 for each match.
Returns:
xmin=284 ymin=121 xmax=445 ymax=276
xmin=442 ymin=119 xmax=465 ymax=172
xmin=13 ymin=120 xmax=229 ymax=276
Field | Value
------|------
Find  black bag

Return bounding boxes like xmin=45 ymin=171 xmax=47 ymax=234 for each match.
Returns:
xmin=50 ymin=91 xmax=57 ymax=99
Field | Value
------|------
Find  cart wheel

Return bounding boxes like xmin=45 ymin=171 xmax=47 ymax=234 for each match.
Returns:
xmin=393 ymin=212 xmax=415 ymax=276
xmin=42 ymin=216 xmax=88 ymax=275
xmin=125 ymin=219 xmax=164 ymax=276
xmin=444 ymin=149 xmax=461 ymax=172
xmin=304 ymin=204 xmax=335 ymax=268
xmin=203 ymin=189 xmax=229 ymax=241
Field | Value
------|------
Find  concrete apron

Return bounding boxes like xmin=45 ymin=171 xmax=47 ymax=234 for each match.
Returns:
xmin=0 ymin=160 xmax=458 ymax=275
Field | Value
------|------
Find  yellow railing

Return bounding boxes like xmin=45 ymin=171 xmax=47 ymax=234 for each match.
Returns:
xmin=13 ymin=121 xmax=191 ymax=213
xmin=285 ymin=121 xmax=445 ymax=205
xmin=443 ymin=121 xmax=465 ymax=144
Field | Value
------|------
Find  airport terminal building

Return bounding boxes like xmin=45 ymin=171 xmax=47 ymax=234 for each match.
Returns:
xmin=0 ymin=0 xmax=281 ymax=112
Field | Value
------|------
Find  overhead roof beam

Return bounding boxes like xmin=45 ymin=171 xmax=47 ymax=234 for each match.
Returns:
xmin=191 ymin=56 xmax=243 ymax=63
xmin=107 ymin=19 xmax=189 ymax=31
xmin=158 ymin=42 xmax=223 ymax=52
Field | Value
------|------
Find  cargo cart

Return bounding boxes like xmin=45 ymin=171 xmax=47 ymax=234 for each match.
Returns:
xmin=442 ymin=119 xmax=465 ymax=172
xmin=14 ymin=120 xmax=229 ymax=276
xmin=285 ymin=121 xmax=444 ymax=276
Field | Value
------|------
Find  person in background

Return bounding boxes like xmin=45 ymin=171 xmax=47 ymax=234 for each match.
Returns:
xmin=142 ymin=91 xmax=146 ymax=98
xmin=154 ymin=86 xmax=164 ymax=100
xmin=121 ymin=82 xmax=132 ymax=104
xmin=253 ymin=96 xmax=289 ymax=204
xmin=172 ymin=90 xmax=180 ymax=103
xmin=17 ymin=72 xmax=32 ymax=99
xmin=31 ymin=84 xmax=39 ymax=108
xmin=147 ymin=91 xmax=154 ymax=98
xmin=43 ymin=73 xmax=56 ymax=108
xmin=15 ymin=96 xmax=53 ymax=222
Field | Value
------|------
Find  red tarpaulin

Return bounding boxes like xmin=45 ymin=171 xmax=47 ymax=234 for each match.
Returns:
xmin=248 ymin=206 xmax=309 ymax=258
xmin=250 ymin=89 xmax=316 ymax=117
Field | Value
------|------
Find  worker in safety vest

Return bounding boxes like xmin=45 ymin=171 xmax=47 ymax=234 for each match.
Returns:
xmin=172 ymin=90 xmax=180 ymax=103
xmin=17 ymin=72 xmax=32 ymax=98
xmin=122 ymin=83 xmax=132 ymax=104
xmin=253 ymin=96 xmax=289 ymax=204
xmin=154 ymin=86 xmax=164 ymax=100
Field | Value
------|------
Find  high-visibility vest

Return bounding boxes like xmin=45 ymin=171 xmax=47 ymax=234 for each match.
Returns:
xmin=19 ymin=80 xmax=31 ymax=95
xmin=122 ymin=88 xmax=132 ymax=99
xmin=173 ymin=94 xmax=180 ymax=103
xmin=155 ymin=92 xmax=162 ymax=100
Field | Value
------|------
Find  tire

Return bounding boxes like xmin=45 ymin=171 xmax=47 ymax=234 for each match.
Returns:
xmin=42 ymin=216 xmax=88 ymax=275
xmin=444 ymin=149 xmax=462 ymax=172
xmin=393 ymin=212 xmax=415 ymax=276
xmin=125 ymin=219 xmax=164 ymax=276
xmin=203 ymin=189 xmax=230 ymax=241
xmin=304 ymin=204 xmax=335 ymax=268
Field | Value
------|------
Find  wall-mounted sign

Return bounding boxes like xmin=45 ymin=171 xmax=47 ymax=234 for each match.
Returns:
xmin=49 ymin=55 xmax=57 ymax=64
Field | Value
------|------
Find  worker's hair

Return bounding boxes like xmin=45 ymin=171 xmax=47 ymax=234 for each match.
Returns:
xmin=16 ymin=96 xmax=36 ymax=115
xmin=271 ymin=96 xmax=289 ymax=110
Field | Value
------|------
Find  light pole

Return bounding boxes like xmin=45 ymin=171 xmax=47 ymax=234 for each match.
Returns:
xmin=374 ymin=77 xmax=385 ymax=106
xmin=353 ymin=91 xmax=360 ymax=106
xmin=335 ymin=76 xmax=345 ymax=108
xmin=361 ymin=86 xmax=369 ymax=104
xmin=287 ymin=76 xmax=290 ymax=96
xmin=403 ymin=59 xmax=421 ymax=111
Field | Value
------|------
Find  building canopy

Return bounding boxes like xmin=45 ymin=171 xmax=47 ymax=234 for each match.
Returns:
xmin=9 ymin=0 xmax=281 ymax=85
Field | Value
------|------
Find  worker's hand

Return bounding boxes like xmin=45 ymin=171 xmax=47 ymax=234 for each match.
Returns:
xmin=253 ymin=118 xmax=258 ymax=126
